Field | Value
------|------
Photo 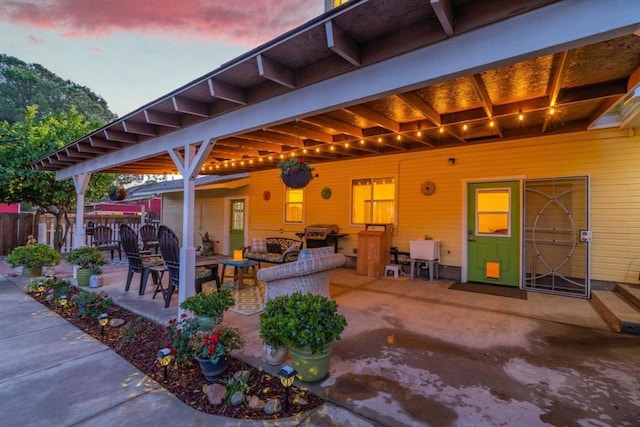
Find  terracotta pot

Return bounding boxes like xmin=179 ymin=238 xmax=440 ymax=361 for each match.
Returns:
xmin=281 ymin=169 xmax=312 ymax=188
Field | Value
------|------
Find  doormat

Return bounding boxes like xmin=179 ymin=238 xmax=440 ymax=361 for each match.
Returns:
xmin=449 ymin=282 xmax=527 ymax=300
xmin=220 ymin=280 xmax=265 ymax=316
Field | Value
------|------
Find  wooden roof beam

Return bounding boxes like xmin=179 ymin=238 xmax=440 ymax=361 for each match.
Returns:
xmin=76 ymin=142 xmax=107 ymax=154
xmin=172 ymin=96 xmax=211 ymax=117
xmin=208 ymin=78 xmax=247 ymax=105
xmin=542 ymin=50 xmax=570 ymax=133
xmin=470 ymin=74 xmax=503 ymax=137
xmin=241 ymin=130 xmax=298 ymax=146
xmin=144 ymin=110 xmax=181 ymax=128
xmin=326 ymin=21 xmax=360 ymax=67
xmin=89 ymin=136 xmax=120 ymax=149
xmin=123 ymin=120 xmax=158 ymax=137
xmin=104 ymin=129 xmax=137 ymax=144
xmin=257 ymin=54 xmax=296 ymax=89
xmin=397 ymin=92 xmax=441 ymax=126
xmin=345 ymin=105 xmax=400 ymax=133
xmin=65 ymin=148 xmax=93 ymax=159
xmin=301 ymin=116 xmax=364 ymax=138
xmin=430 ymin=0 xmax=455 ymax=36
xmin=270 ymin=123 xmax=334 ymax=144
xmin=220 ymin=137 xmax=284 ymax=153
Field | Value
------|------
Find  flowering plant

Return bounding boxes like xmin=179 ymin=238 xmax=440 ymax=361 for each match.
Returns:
xmin=164 ymin=315 xmax=244 ymax=365
xmin=277 ymin=157 xmax=318 ymax=179
xmin=190 ymin=324 xmax=245 ymax=364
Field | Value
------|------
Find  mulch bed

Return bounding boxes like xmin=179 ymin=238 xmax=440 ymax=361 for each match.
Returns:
xmin=31 ymin=287 xmax=323 ymax=420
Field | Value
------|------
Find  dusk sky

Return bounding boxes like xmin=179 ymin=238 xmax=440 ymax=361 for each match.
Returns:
xmin=0 ymin=0 xmax=323 ymax=117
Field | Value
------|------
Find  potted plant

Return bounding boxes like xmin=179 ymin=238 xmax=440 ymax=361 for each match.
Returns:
xmin=259 ymin=297 xmax=291 ymax=365
xmin=89 ymin=265 xmax=104 ymax=288
xmin=7 ymin=243 xmax=62 ymax=277
xmin=277 ymin=157 xmax=318 ymax=188
xmin=190 ymin=324 xmax=245 ymax=381
xmin=108 ymin=185 xmax=127 ymax=201
xmin=267 ymin=292 xmax=347 ymax=381
xmin=179 ymin=289 xmax=235 ymax=330
xmin=66 ymin=246 xmax=108 ymax=286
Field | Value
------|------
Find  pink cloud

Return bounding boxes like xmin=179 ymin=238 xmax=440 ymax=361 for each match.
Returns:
xmin=0 ymin=0 xmax=323 ymax=46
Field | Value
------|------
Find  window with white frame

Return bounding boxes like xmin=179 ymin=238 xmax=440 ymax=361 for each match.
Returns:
xmin=284 ymin=187 xmax=304 ymax=223
xmin=351 ymin=177 xmax=396 ymax=225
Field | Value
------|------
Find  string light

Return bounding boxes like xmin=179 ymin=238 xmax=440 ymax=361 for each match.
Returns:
xmin=489 ymin=119 xmax=495 ymax=128
xmin=360 ymin=139 xmax=365 ymax=145
xmin=330 ymin=145 xmax=335 ymax=151
xmin=439 ymin=127 xmax=444 ymax=134
xmin=303 ymin=148 xmax=307 ymax=154
xmin=315 ymin=147 xmax=320 ymax=153
xmin=417 ymin=130 xmax=422 ymax=137
xmin=345 ymin=142 xmax=349 ymax=148
xmin=377 ymin=137 xmax=382 ymax=143
xmin=463 ymin=124 xmax=468 ymax=131
xmin=396 ymin=134 xmax=402 ymax=141
xmin=549 ymin=107 xmax=556 ymax=116
xmin=518 ymin=110 xmax=524 ymax=121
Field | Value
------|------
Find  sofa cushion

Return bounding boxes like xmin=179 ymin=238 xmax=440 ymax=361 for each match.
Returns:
xmin=267 ymin=242 xmax=283 ymax=254
xmin=251 ymin=238 xmax=267 ymax=252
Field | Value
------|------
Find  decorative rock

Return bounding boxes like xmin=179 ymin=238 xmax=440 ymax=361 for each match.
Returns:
xmin=248 ymin=395 xmax=265 ymax=409
xmin=264 ymin=399 xmax=282 ymax=415
xmin=230 ymin=391 xmax=245 ymax=406
xmin=109 ymin=318 xmax=125 ymax=327
xmin=206 ymin=383 xmax=227 ymax=405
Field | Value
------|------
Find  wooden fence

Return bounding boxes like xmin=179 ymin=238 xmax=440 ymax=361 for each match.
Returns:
xmin=0 ymin=213 xmax=37 ymax=256
xmin=37 ymin=214 xmax=145 ymax=253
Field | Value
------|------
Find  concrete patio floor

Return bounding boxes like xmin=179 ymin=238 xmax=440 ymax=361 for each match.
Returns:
xmin=3 ymin=259 xmax=640 ymax=426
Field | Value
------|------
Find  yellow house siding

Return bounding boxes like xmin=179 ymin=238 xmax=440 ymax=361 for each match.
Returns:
xmin=163 ymin=128 xmax=640 ymax=285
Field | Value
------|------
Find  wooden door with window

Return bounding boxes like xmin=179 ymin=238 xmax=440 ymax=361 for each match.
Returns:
xmin=467 ymin=181 xmax=520 ymax=286
xmin=229 ymin=199 xmax=245 ymax=254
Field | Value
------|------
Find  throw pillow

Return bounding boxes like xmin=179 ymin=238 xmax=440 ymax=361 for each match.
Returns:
xmin=251 ymin=238 xmax=267 ymax=252
xmin=298 ymin=246 xmax=334 ymax=259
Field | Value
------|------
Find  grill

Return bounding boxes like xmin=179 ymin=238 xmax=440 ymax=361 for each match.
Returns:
xmin=296 ymin=224 xmax=348 ymax=252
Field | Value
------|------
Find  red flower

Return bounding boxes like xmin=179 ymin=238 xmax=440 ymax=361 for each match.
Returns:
xmin=180 ymin=313 xmax=188 ymax=319
xmin=298 ymin=158 xmax=305 ymax=164
xmin=292 ymin=167 xmax=299 ymax=173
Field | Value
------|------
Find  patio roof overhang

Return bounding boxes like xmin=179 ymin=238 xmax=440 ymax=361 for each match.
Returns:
xmin=33 ymin=0 xmax=640 ymax=180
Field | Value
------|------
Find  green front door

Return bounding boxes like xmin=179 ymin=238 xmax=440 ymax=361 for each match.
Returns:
xmin=229 ymin=199 xmax=245 ymax=254
xmin=467 ymin=181 xmax=520 ymax=286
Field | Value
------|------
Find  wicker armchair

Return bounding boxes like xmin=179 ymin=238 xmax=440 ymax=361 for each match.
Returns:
xmin=257 ymin=246 xmax=345 ymax=301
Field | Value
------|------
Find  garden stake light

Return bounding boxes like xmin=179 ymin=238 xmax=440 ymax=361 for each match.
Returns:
xmin=98 ymin=313 xmax=109 ymax=338
xmin=156 ymin=348 xmax=174 ymax=380
xmin=58 ymin=295 xmax=68 ymax=308
xmin=278 ymin=365 xmax=297 ymax=412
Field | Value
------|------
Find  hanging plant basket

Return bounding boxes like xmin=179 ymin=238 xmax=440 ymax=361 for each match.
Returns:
xmin=109 ymin=186 xmax=127 ymax=201
xmin=281 ymin=169 xmax=312 ymax=188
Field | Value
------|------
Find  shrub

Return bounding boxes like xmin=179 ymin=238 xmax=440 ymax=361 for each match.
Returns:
xmin=7 ymin=244 xmax=61 ymax=269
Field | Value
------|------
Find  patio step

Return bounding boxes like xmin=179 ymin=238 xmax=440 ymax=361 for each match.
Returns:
xmin=591 ymin=287 xmax=640 ymax=335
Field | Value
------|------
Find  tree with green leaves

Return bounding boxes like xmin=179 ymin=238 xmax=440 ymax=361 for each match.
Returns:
xmin=0 ymin=106 xmax=116 ymax=250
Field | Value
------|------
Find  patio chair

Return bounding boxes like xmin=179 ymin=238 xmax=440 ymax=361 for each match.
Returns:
xmin=139 ymin=224 xmax=160 ymax=254
xmin=257 ymin=246 xmax=345 ymax=301
xmin=91 ymin=225 xmax=121 ymax=260
xmin=157 ymin=225 xmax=220 ymax=308
xmin=120 ymin=224 xmax=164 ymax=295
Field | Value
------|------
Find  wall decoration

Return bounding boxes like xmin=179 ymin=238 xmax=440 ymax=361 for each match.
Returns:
xmin=420 ymin=181 xmax=436 ymax=196
xmin=321 ymin=187 xmax=332 ymax=199
xmin=263 ymin=190 xmax=271 ymax=201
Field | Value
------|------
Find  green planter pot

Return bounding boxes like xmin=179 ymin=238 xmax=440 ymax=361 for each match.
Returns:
xmin=22 ymin=266 xmax=43 ymax=277
xmin=195 ymin=314 xmax=222 ymax=331
xmin=76 ymin=268 xmax=92 ymax=286
xmin=290 ymin=342 xmax=332 ymax=382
